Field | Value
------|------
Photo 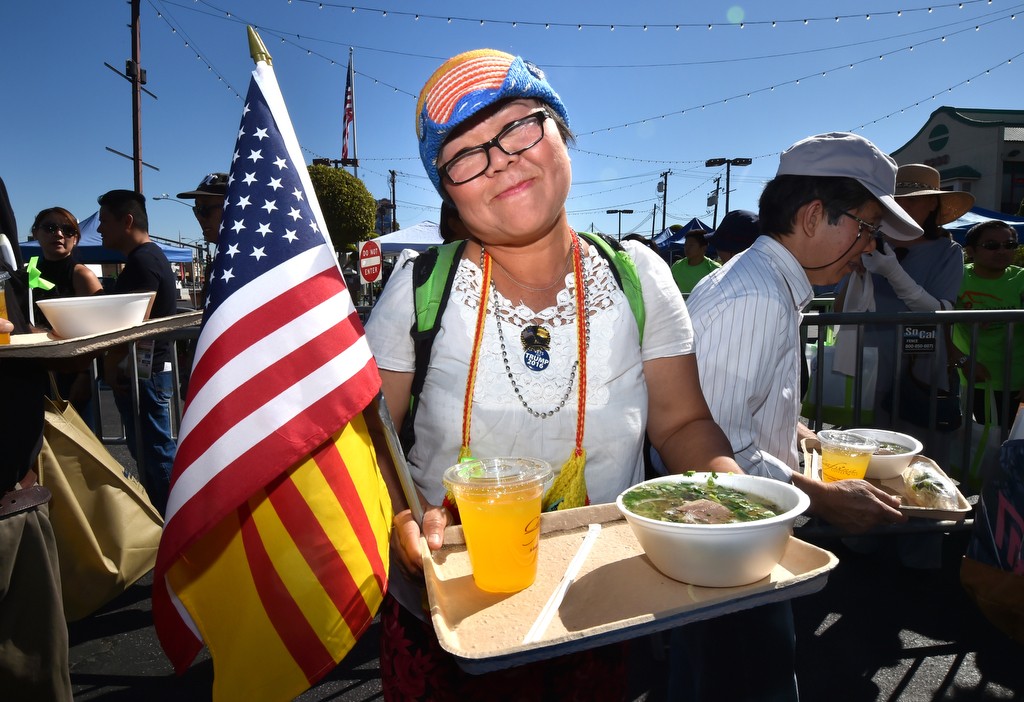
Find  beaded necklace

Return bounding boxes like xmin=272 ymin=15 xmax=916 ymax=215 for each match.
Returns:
xmin=458 ymin=230 xmax=590 ymax=511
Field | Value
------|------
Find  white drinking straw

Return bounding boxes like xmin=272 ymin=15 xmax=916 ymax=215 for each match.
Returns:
xmin=523 ymin=522 xmax=602 ymax=645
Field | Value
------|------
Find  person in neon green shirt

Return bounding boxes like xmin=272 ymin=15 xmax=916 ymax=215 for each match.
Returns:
xmin=670 ymin=229 xmax=719 ymax=294
xmin=952 ymin=220 xmax=1024 ymax=425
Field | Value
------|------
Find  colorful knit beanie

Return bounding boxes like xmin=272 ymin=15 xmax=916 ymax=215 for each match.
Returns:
xmin=416 ymin=49 xmax=569 ymax=195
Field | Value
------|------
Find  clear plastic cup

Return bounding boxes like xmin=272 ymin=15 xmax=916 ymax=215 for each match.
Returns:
xmin=443 ymin=457 xmax=552 ymax=593
xmin=818 ymin=430 xmax=879 ymax=482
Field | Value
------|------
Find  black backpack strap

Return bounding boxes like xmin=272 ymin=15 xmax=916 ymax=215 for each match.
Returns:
xmin=399 ymin=240 xmax=468 ymax=452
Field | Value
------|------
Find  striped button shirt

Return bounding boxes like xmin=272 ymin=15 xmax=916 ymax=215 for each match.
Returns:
xmin=686 ymin=235 xmax=813 ymax=481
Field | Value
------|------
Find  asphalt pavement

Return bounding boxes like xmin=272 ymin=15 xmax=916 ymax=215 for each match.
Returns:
xmin=65 ymin=443 xmax=1022 ymax=701
xmin=65 ymin=392 xmax=1022 ymax=701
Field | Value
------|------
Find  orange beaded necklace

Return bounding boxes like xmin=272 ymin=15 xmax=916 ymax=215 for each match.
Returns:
xmin=458 ymin=230 xmax=590 ymax=511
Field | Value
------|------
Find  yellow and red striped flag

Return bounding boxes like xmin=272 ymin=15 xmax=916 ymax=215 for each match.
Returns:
xmin=153 ymin=28 xmax=391 ymax=701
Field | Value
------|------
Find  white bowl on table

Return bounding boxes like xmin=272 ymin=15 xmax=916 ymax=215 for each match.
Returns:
xmin=616 ymin=472 xmax=810 ymax=588
xmin=36 ymin=292 xmax=156 ymax=339
xmin=846 ymin=428 xmax=923 ymax=480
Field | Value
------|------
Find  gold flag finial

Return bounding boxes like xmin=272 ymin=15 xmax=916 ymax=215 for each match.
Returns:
xmin=248 ymin=26 xmax=272 ymax=66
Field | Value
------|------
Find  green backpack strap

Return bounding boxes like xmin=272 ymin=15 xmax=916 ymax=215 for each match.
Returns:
xmin=413 ymin=240 xmax=466 ymax=333
xmin=578 ymin=231 xmax=646 ymax=342
xmin=401 ymin=240 xmax=468 ymax=452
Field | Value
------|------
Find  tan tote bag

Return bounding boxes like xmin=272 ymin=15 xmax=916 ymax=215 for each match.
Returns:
xmin=37 ymin=389 xmax=164 ymax=621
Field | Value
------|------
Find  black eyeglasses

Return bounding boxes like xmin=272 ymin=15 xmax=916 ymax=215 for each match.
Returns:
xmin=841 ymin=211 xmax=883 ymax=239
xmin=193 ymin=203 xmax=223 ymax=218
xmin=976 ymin=240 xmax=1019 ymax=251
xmin=440 ymin=110 xmax=550 ymax=185
xmin=34 ymin=222 xmax=75 ymax=236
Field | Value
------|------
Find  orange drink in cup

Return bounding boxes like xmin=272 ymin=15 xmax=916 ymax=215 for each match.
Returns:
xmin=818 ymin=430 xmax=879 ymax=482
xmin=443 ymin=458 xmax=552 ymax=593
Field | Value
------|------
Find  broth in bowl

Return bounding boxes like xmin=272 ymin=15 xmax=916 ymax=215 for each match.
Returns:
xmin=621 ymin=480 xmax=781 ymax=524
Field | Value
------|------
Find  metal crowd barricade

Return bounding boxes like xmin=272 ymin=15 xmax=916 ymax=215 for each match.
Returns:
xmin=94 ymin=317 xmax=203 ymax=477
xmin=800 ymin=308 xmax=1024 ymax=487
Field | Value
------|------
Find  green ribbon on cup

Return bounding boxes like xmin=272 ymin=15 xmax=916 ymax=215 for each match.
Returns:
xmin=26 ymin=256 xmax=54 ymax=327
xmin=27 ymin=257 xmax=55 ymax=291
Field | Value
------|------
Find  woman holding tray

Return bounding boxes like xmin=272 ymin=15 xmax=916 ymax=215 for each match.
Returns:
xmin=30 ymin=207 xmax=104 ymax=426
xmin=365 ymin=49 xmax=741 ymax=701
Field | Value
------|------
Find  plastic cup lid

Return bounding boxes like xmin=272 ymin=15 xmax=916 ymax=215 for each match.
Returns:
xmin=817 ymin=430 xmax=879 ymax=451
xmin=443 ymin=457 xmax=552 ymax=495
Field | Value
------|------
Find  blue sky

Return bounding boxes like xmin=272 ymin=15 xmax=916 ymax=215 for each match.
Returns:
xmin=2 ymin=0 xmax=1021 ymax=247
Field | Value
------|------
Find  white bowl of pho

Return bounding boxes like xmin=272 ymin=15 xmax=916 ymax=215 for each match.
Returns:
xmin=616 ymin=472 xmax=810 ymax=588
xmin=846 ymin=428 xmax=923 ymax=480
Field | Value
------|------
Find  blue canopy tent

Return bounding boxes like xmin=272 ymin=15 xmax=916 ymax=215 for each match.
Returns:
xmin=653 ymin=217 xmax=713 ymax=262
xmin=944 ymin=206 xmax=1024 ymax=244
xmin=19 ymin=211 xmax=193 ymax=264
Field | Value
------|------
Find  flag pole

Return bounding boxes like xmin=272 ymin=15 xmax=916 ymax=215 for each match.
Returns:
xmin=247 ymin=25 xmax=272 ymax=65
xmin=248 ymin=26 xmax=420 ymax=523
xmin=369 ymin=395 xmax=424 ymax=524
xmin=349 ymin=47 xmax=358 ymax=179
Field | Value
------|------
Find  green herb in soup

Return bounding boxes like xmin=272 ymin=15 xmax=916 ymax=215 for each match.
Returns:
xmin=874 ymin=440 xmax=912 ymax=456
xmin=623 ymin=480 xmax=781 ymax=524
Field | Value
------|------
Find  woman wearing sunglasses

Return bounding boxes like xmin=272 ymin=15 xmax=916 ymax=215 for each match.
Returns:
xmin=365 ymin=49 xmax=741 ymax=700
xmin=30 ymin=207 xmax=103 ymax=303
xmin=30 ymin=207 xmax=103 ymax=423
xmin=850 ymin=165 xmax=974 ymax=431
xmin=953 ymin=219 xmax=1024 ymax=424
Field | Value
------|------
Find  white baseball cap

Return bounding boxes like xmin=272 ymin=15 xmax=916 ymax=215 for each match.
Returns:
xmin=777 ymin=132 xmax=922 ymax=241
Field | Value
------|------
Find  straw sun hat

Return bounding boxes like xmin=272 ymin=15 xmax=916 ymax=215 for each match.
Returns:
xmin=894 ymin=164 xmax=974 ymax=225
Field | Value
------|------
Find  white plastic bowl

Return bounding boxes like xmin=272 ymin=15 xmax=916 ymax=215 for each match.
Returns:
xmin=846 ymin=428 xmax=924 ymax=480
xmin=616 ymin=473 xmax=810 ymax=588
xmin=36 ymin=292 xmax=156 ymax=339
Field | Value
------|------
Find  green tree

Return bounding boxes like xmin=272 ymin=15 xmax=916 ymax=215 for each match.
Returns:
xmin=307 ymin=164 xmax=376 ymax=252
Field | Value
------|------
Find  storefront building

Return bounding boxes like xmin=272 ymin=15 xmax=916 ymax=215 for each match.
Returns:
xmin=892 ymin=106 xmax=1024 ymax=215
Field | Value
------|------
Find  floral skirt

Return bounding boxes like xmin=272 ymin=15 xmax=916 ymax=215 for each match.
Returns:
xmin=379 ymin=594 xmax=630 ymax=702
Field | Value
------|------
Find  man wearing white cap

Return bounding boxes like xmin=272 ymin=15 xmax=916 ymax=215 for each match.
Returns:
xmin=681 ymin=132 xmax=921 ymax=701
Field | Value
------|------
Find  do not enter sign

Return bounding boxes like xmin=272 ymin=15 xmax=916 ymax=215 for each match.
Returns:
xmin=358 ymin=240 xmax=382 ymax=284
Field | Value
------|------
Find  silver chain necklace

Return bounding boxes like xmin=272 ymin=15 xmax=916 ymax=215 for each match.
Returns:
xmin=481 ymin=242 xmax=591 ymax=419
xmin=490 ymin=242 xmax=575 ymax=292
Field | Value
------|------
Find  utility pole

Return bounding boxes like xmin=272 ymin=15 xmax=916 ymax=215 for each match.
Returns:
xmin=388 ymin=170 xmax=397 ymax=232
xmin=658 ymin=171 xmax=670 ymax=231
xmin=130 ymin=0 xmax=143 ymax=191
xmin=709 ymin=176 xmax=722 ymax=229
xmin=651 ymin=204 xmax=657 ymax=238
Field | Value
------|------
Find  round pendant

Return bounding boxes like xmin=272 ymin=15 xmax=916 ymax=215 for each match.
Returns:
xmin=524 ymin=348 xmax=550 ymax=372
xmin=521 ymin=325 xmax=552 ymax=372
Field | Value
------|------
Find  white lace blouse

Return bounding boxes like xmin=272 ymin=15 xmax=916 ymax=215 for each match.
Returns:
xmin=365 ymin=239 xmax=693 ymax=506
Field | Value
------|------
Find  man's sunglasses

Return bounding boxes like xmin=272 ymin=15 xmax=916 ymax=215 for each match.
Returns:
xmin=193 ymin=203 xmax=223 ymax=218
xmin=976 ymin=240 xmax=1018 ymax=251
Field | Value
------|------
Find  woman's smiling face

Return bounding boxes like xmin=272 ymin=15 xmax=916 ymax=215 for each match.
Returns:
xmin=438 ymin=99 xmax=572 ymax=247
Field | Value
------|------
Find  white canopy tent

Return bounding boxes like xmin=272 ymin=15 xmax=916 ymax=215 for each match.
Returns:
xmin=371 ymin=220 xmax=443 ymax=254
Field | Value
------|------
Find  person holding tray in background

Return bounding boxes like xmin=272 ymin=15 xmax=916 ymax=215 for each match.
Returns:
xmin=685 ymin=133 xmax=921 ymax=700
xmin=29 ymin=207 xmax=104 ymax=427
xmin=365 ymin=49 xmax=742 ymax=700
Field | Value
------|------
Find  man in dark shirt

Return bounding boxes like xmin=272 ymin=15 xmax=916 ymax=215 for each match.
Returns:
xmin=97 ymin=189 xmax=177 ymax=515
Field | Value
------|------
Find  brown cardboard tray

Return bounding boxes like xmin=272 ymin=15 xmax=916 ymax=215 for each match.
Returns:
xmin=0 ymin=311 xmax=201 ymax=359
xmin=422 ymin=503 xmax=838 ymax=673
xmin=800 ymin=438 xmax=970 ymax=521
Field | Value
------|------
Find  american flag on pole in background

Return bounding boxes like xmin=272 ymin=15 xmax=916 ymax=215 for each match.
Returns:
xmin=341 ymin=49 xmax=355 ymax=162
xmin=153 ymin=28 xmax=391 ymax=702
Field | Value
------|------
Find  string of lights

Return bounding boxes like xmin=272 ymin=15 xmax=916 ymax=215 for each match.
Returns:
xmin=574 ymin=11 xmax=1019 ymax=137
xmin=146 ymin=0 xmax=1018 ymax=210
xmin=153 ymin=0 xmax=1018 ymax=158
xmin=286 ymin=0 xmax=998 ymax=33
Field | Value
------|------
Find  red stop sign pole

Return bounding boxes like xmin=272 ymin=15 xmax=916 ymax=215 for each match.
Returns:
xmin=358 ymin=240 xmax=382 ymax=284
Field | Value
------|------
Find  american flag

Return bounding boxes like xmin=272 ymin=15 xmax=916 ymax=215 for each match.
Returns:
xmin=153 ymin=49 xmax=391 ymax=701
xmin=341 ymin=52 xmax=355 ymax=161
